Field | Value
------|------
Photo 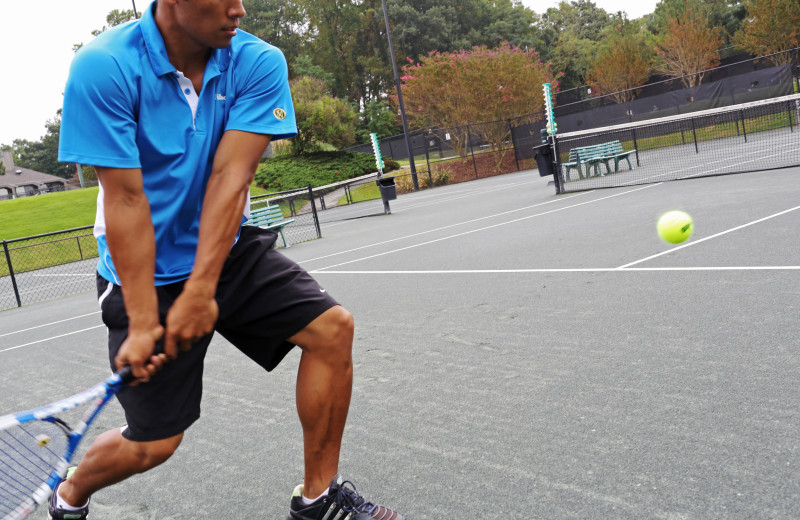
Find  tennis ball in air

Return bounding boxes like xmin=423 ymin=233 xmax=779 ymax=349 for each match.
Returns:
xmin=657 ymin=211 xmax=693 ymax=244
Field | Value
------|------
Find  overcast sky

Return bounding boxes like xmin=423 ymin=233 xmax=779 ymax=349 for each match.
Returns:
xmin=0 ymin=0 xmax=659 ymax=146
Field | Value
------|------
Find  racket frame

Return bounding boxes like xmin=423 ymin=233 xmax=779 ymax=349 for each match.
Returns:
xmin=0 ymin=368 xmax=131 ymax=520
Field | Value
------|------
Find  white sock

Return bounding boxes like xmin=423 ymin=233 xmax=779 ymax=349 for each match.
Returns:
xmin=56 ymin=488 xmax=89 ymax=511
xmin=299 ymin=486 xmax=331 ymax=505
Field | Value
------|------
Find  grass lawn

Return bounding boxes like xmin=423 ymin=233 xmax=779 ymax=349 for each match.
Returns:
xmin=1 ymin=181 xmax=272 ymax=242
xmin=337 ymin=182 xmax=380 ymax=205
xmin=250 ymin=183 xmax=270 ymax=197
xmin=0 ymin=187 xmax=98 ymax=241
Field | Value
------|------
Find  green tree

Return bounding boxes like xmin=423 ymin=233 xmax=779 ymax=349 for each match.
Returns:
xmin=240 ymin=0 xmax=307 ymax=60
xmin=538 ymin=0 xmax=613 ymax=90
xmin=289 ymin=76 xmax=358 ymax=155
xmin=291 ymin=54 xmax=335 ymax=85
xmin=480 ymin=0 xmax=543 ymax=50
xmin=299 ymin=0 xmax=379 ymax=103
xmin=734 ymin=0 xmax=800 ymax=65
xmin=650 ymin=0 xmax=744 ymax=45
xmin=355 ymin=100 xmax=401 ymax=143
xmin=388 ymin=0 xmax=541 ymax=61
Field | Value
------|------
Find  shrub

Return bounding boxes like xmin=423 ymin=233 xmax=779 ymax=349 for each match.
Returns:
xmin=254 ymin=151 xmax=397 ymax=191
xmin=393 ymin=174 xmax=416 ymax=194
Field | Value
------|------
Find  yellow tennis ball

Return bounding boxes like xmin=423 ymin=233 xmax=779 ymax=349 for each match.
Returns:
xmin=657 ymin=211 xmax=693 ymax=244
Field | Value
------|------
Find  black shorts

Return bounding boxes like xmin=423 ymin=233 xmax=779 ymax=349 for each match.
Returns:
xmin=97 ymin=226 xmax=339 ymax=442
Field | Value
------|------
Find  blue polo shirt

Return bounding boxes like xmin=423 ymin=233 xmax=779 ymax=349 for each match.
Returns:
xmin=59 ymin=2 xmax=297 ymax=286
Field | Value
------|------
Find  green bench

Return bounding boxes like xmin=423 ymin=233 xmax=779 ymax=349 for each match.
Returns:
xmin=576 ymin=144 xmax=610 ymax=178
xmin=599 ymin=140 xmax=636 ymax=173
xmin=244 ymin=205 xmax=295 ymax=248
xmin=562 ymin=149 xmax=586 ymax=181
xmin=562 ymin=140 xmax=636 ymax=180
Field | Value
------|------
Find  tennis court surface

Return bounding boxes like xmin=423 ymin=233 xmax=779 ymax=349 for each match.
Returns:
xmin=2 ymin=166 xmax=799 ymax=519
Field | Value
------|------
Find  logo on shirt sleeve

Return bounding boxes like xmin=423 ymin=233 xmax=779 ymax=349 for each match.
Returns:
xmin=273 ymin=108 xmax=287 ymax=120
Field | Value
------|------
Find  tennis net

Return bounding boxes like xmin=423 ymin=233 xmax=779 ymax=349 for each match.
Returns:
xmin=551 ymin=94 xmax=800 ymax=193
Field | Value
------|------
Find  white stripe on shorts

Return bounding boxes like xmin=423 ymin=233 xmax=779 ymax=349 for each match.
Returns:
xmin=98 ymin=278 xmax=115 ymax=309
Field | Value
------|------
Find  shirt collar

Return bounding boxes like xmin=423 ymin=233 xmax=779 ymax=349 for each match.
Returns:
xmin=139 ymin=1 xmax=231 ymax=79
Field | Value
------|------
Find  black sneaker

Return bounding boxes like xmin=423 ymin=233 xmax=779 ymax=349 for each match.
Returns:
xmin=48 ymin=467 xmax=89 ymax=520
xmin=287 ymin=474 xmax=404 ymax=520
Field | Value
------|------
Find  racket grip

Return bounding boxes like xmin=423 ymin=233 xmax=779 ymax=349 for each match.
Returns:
xmin=117 ymin=366 xmax=136 ymax=384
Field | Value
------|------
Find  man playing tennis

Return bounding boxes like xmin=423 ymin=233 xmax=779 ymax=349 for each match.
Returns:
xmin=55 ymin=1 xmax=403 ymax=519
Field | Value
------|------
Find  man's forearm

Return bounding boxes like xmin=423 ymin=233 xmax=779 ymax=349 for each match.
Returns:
xmin=104 ymin=190 xmax=159 ymax=330
xmin=186 ymin=130 xmax=272 ymax=297
xmin=186 ymin=170 xmax=252 ymax=296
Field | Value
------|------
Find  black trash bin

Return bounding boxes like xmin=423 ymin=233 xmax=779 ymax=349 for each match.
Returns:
xmin=533 ymin=143 xmax=555 ymax=178
xmin=377 ymin=177 xmax=397 ymax=201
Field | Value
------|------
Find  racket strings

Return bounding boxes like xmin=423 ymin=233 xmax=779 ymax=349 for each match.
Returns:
xmin=0 ymin=421 xmax=68 ymax=517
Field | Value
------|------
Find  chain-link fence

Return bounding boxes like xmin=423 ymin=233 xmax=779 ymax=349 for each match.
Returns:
xmin=350 ymin=118 xmax=541 ymax=197
xmin=250 ymin=184 xmax=322 ymax=245
xmin=1 ymin=188 xmax=325 ymax=310
xmin=1 ymin=227 xmax=98 ymax=310
xmin=351 ymin=49 xmax=800 ymax=184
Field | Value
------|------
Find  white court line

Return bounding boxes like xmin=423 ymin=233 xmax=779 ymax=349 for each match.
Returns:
xmin=310 ymin=183 xmax=661 ymax=272
xmin=320 ymin=178 xmax=536 ymax=229
xmin=398 ymin=179 xmax=535 ymax=211
xmin=303 ymin=190 xmax=594 ymax=264
xmin=620 ymin=204 xmax=800 ymax=268
xmin=678 ymin=143 xmax=796 ymax=180
xmin=313 ymin=266 xmax=800 ymax=274
xmin=31 ymin=274 xmax=95 ymax=277
xmin=0 ymin=311 xmax=101 ymax=338
xmin=0 ymin=325 xmax=105 ymax=354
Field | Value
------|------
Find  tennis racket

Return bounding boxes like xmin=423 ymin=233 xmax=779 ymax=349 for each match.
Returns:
xmin=0 ymin=367 xmax=134 ymax=520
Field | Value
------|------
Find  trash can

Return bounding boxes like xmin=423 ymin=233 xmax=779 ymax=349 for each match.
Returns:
xmin=533 ymin=143 xmax=555 ymax=178
xmin=377 ymin=177 xmax=397 ymax=201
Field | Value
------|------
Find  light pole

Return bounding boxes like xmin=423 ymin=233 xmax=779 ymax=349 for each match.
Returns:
xmin=380 ymin=0 xmax=419 ymax=191
xmin=132 ymin=0 xmax=139 ymax=19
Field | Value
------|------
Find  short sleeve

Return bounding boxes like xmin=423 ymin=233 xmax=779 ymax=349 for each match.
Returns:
xmin=58 ymin=46 xmax=141 ymax=168
xmin=225 ymin=44 xmax=297 ymax=140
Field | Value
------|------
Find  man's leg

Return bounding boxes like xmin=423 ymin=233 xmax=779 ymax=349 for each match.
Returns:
xmin=57 ymin=431 xmax=183 ymax=506
xmin=288 ymin=305 xmax=355 ymax=500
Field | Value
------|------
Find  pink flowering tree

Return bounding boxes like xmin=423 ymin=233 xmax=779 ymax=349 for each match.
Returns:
xmin=396 ymin=44 xmax=560 ymax=162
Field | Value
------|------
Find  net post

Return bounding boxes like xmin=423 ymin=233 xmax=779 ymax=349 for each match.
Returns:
xmin=509 ymin=119 xmax=520 ymax=172
xmin=370 ymin=132 xmax=392 ymax=215
xmin=551 ymin=134 xmax=563 ymax=195
xmin=468 ymin=124 xmax=478 ymax=179
xmin=691 ymin=117 xmax=699 ymax=153
xmin=631 ymin=128 xmax=640 ymax=167
xmin=542 ymin=82 xmax=561 ymax=193
xmin=423 ymin=135 xmax=433 ymax=186
xmin=787 ymin=101 xmax=794 ymax=132
xmin=3 ymin=240 xmax=21 ymax=308
xmin=796 ymin=99 xmax=800 ymax=131
xmin=740 ymin=110 xmax=748 ymax=142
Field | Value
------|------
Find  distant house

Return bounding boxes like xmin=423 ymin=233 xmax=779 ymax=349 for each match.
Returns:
xmin=0 ymin=150 xmax=68 ymax=200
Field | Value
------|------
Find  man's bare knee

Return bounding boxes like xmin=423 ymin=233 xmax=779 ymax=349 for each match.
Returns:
xmin=292 ymin=306 xmax=354 ymax=355
xmin=326 ymin=306 xmax=354 ymax=349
